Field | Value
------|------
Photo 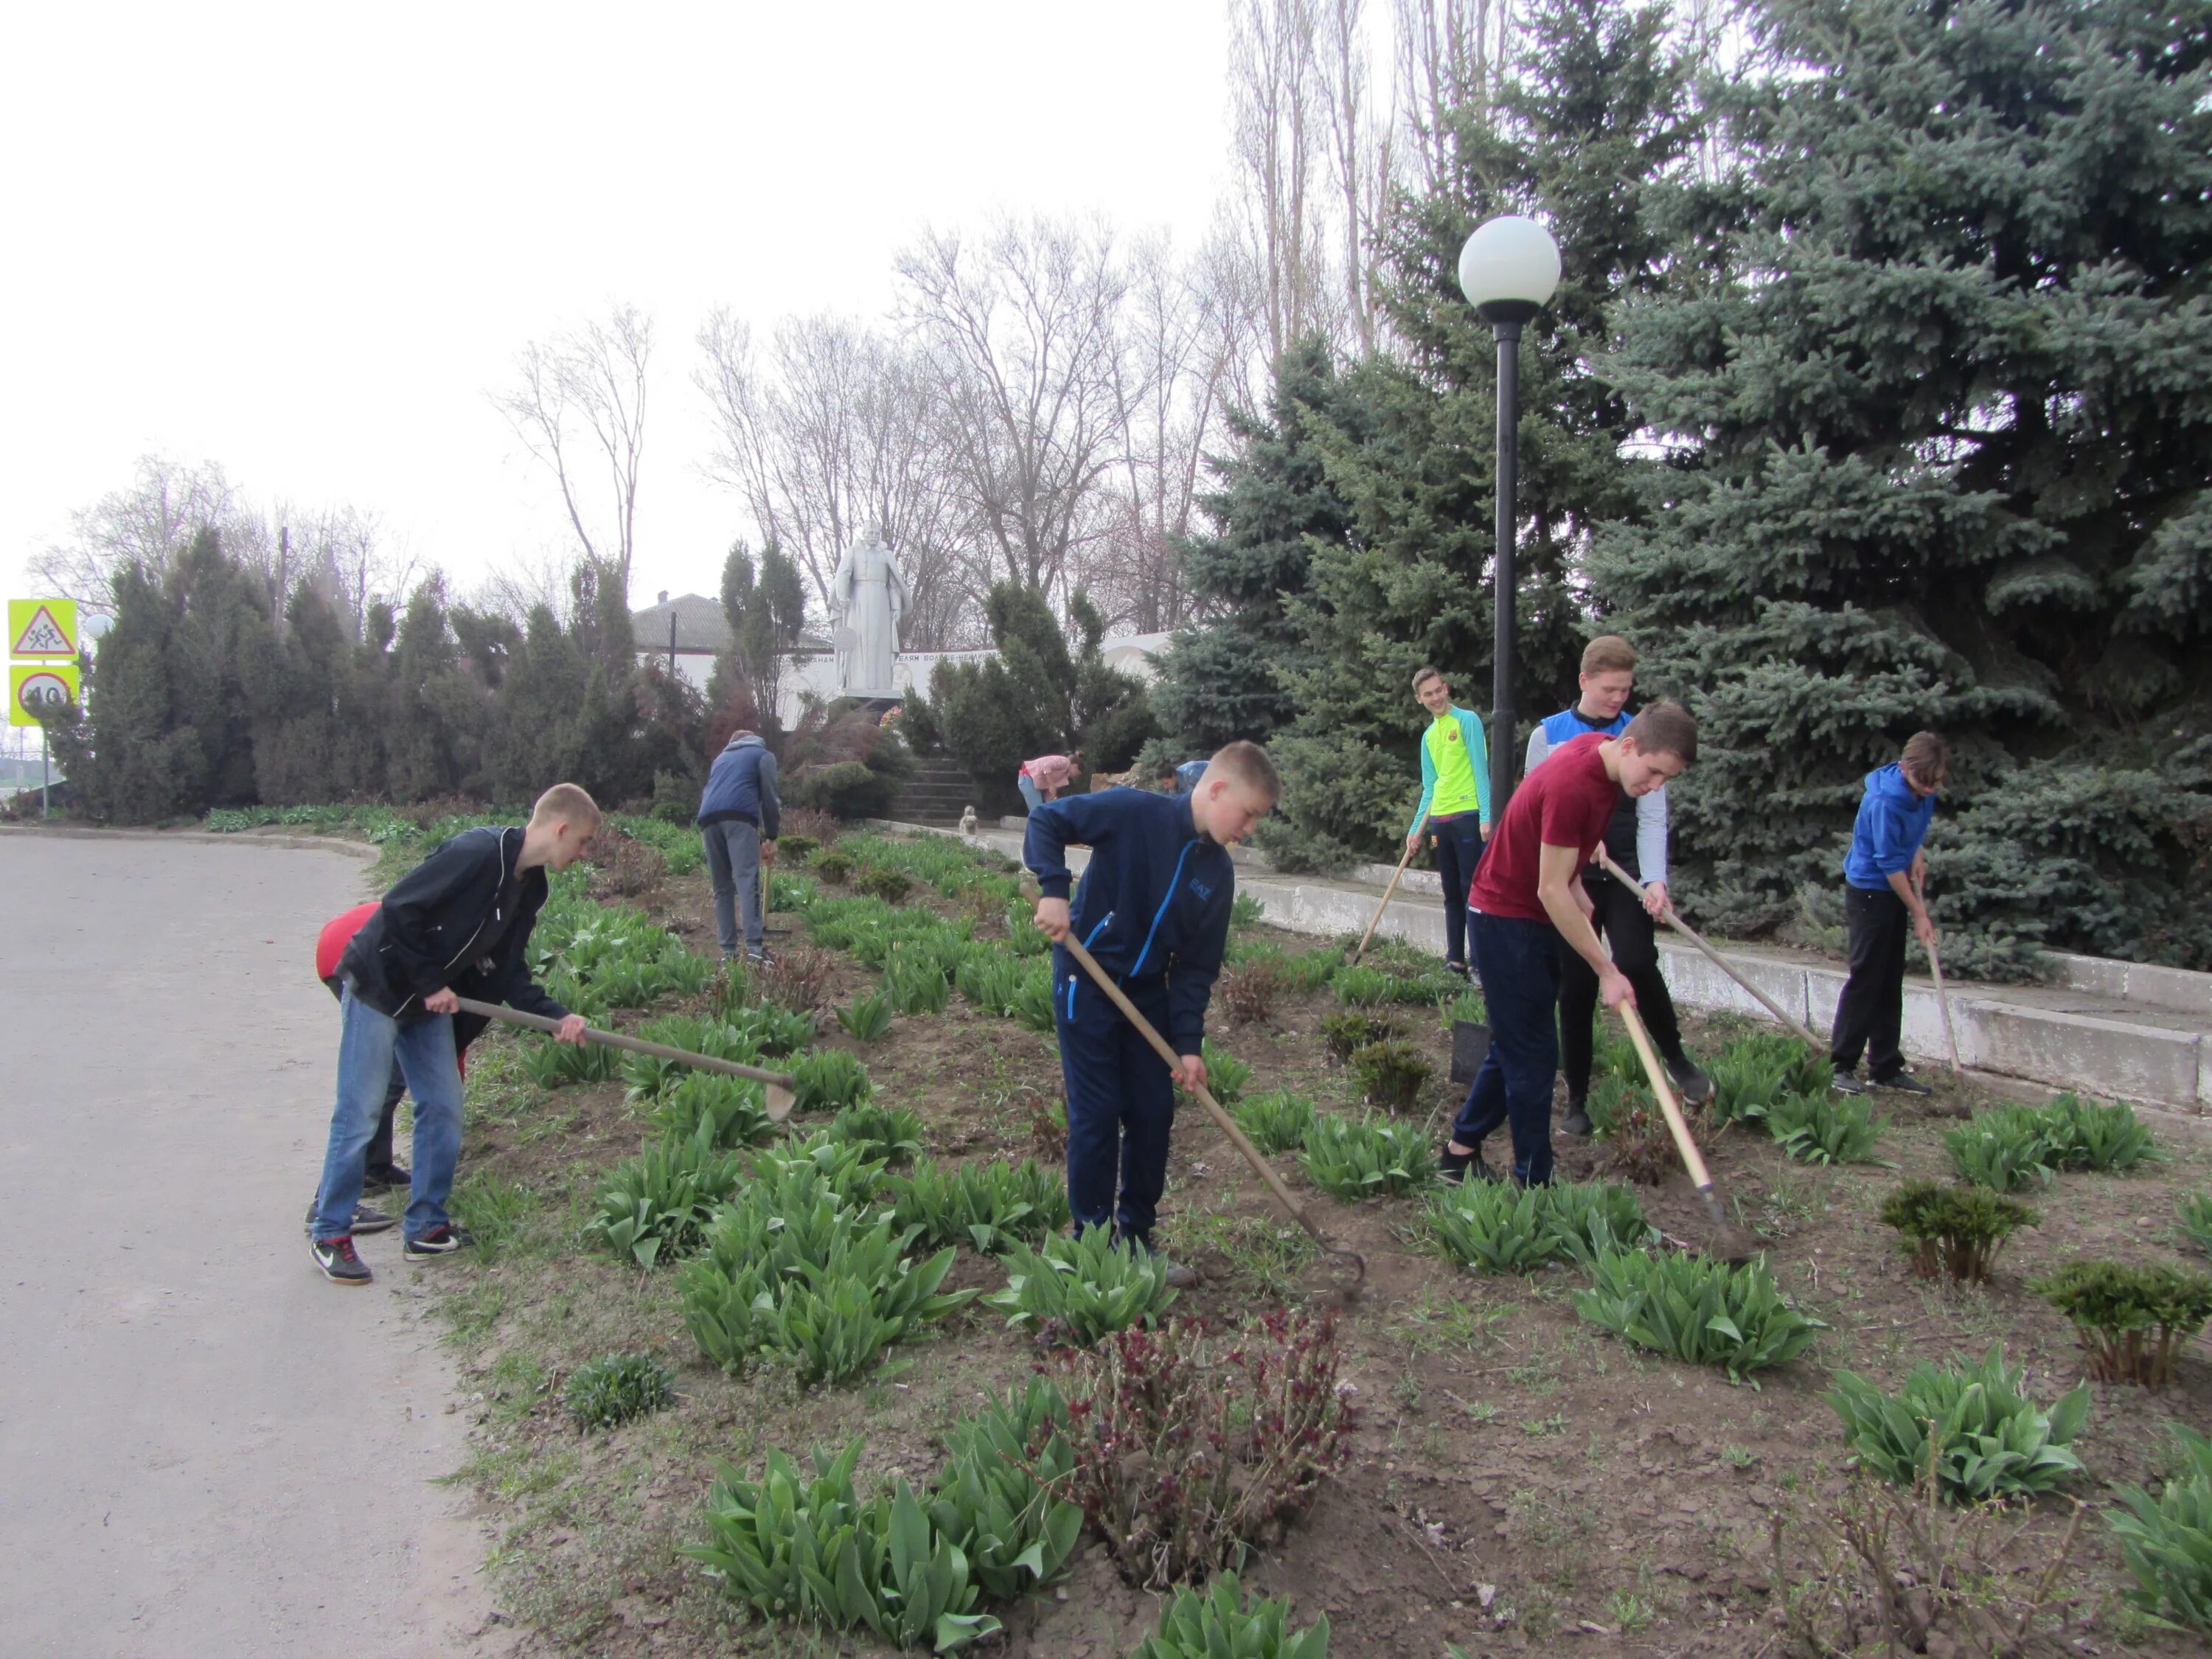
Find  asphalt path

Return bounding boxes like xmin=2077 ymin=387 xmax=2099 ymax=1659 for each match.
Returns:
xmin=0 ymin=832 xmax=505 ymax=1658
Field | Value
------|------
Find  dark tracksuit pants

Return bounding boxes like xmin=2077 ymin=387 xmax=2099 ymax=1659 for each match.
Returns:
xmin=1430 ymin=813 xmax=1486 ymax=967
xmin=1452 ymin=912 xmax=1562 ymax=1186
xmin=1054 ymin=954 xmax=1177 ymax=1247
xmin=1830 ymin=884 xmax=1910 ymax=1080
xmin=1557 ymin=875 xmax=1688 ymax=1102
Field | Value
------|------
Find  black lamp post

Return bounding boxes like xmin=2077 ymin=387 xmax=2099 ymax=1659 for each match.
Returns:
xmin=1458 ymin=215 xmax=1561 ymax=815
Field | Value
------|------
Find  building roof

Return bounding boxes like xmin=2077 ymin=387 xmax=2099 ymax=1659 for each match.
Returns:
xmin=631 ymin=593 xmax=730 ymax=655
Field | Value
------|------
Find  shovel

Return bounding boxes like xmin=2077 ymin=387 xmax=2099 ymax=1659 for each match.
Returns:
xmin=1593 ymin=846 xmax=1818 ymax=1048
xmin=453 ymin=996 xmax=799 ymax=1120
xmin=1348 ymin=818 xmax=1425 ymax=967
xmin=1059 ymin=935 xmax=1366 ymax=1293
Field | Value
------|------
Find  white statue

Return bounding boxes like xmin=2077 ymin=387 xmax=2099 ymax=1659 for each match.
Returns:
xmin=828 ymin=525 xmax=909 ymax=695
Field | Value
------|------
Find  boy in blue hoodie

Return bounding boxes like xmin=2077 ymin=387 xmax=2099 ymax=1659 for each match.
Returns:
xmin=1831 ymin=731 xmax=1949 ymax=1096
xmin=1026 ymin=741 xmax=1281 ymax=1280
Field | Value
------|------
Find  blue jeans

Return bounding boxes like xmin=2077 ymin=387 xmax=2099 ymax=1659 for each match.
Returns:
xmin=1430 ymin=813 xmax=1487 ymax=966
xmin=311 ymin=987 xmax=465 ymax=1242
xmin=1018 ymin=773 xmax=1045 ymax=813
xmin=1054 ymin=959 xmax=1176 ymax=1247
xmin=702 ymin=818 xmax=763 ymax=954
xmin=1451 ymin=911 xmax=1563 ymax=1186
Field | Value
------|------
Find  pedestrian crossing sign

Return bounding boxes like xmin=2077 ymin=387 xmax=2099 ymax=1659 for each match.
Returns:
xmin=10 ymin=661 xmax=80 ymax=726
xmin=9 ymin=599 xmax=77 ymax=658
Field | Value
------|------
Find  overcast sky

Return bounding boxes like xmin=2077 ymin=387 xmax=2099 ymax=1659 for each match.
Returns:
xmin=0 ymin=1 xmax=1239 ymax=637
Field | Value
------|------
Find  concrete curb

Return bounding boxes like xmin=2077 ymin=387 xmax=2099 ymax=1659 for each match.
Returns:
xmin=877 ymin=816 xmax=2209 ymax=1114
xmin=0 ymin=824 xmax=378 ymax=860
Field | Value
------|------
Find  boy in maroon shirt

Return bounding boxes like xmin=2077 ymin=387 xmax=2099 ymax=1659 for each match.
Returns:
xmin=1442 ymin=701 xmax=1697 ymax=1186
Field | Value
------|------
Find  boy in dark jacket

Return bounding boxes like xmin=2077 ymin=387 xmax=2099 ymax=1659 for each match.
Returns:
xmin=307 ymin=785 xmax=599 ymax=1284
xmin=1830 ymin=732 xmax=1948 ymax=1097
xmin=697 ymin=729 xmax=780 ymax=964
xmin=1026 ymin=742 xmax=1280 ymax=1277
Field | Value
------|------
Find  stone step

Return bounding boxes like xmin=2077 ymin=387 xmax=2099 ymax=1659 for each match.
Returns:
xmin=869 ymin=816 xmax=2212 ymax=1116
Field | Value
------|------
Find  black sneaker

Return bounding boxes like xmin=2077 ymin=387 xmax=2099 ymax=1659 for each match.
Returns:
xmin=403 ymin=1225 xmax=474 ymax=1260
xmin=1830 ymin=1069 xmax=1869 ymax=1096
xmin=1437 ymin=1146 xmax=1496 ymax=1185
xmin=1874 ymin=1070 xmax=1933 ymax=1096
xmin=362 ymin=1163 xmax=411 ymax=1194
xmin=1559 ymin=1102 xmax=1594 ymax=1138
xmin=1665 ymin=1055 xmax=1713 ymax=1105
xmin=312 ymin=1236 xmax=372 ymax=1286
xmin=304 ymin=1201 xmax=396 ymax=1237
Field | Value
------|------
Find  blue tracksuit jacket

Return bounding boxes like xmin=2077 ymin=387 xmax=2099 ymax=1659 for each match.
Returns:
xmin=1024 ymin=787 xmax=1234 ymax=1057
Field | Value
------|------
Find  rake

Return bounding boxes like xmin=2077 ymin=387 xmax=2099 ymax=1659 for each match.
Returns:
xmin=453 ymin=996 xmax=799 ymax=1119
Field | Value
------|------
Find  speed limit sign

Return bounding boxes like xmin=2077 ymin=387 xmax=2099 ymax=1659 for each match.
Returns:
xmin=10 ymin=661 xmax=79 ymax=726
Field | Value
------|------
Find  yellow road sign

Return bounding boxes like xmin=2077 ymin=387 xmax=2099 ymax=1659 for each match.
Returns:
xmin=10 ymin=661 xmax=79 ymax=726
xmin=10 ymin=598 xmax=79 ymax=658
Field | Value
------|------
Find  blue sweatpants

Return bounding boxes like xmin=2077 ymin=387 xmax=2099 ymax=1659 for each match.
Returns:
xmin=1450 ymin=911 xmax=1563 ymax=1186
xmin=1053 ymin=953 xmax=1177 ymax=1247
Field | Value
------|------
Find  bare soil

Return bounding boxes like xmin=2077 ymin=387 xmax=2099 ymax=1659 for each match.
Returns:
xmin=435 ymin=843 xmax=2212 ymax=1659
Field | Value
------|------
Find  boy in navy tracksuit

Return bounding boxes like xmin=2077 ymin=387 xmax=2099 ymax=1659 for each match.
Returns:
xmin=1830 ymin=732 xmax=1949 ymax=1097
xmin=1026 ymin=742 xmax=1281 ymax=1273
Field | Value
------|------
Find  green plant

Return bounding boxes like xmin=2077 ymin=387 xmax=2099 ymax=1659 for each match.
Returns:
xmin=2179 ymin=1192 xmax=2212 ymax=1258
xmin=685 ymin=1442 xmax=1001 ymax=1650
xmin=1944 ymin=1107 xmax=2060 ymax=1192
xmin=1766 ymin=1088 xmax=1883 ymax=1165
xmin=955 ymin=950 xmax=1024 ymax=1017
xmin=1198 ymin=1038 xmax=1251 ymax=1105
xmin=1330 ymin=964 xmax=1397 ymax=1007
xmin=855 ymin=865 xmax=914 ymax=903
xmin=650 ymin=1071 xmax=779 ymax=1150
xmin=1010 ymin=965 xmax=1059 ymax=1033
xmin=884 ymin=945 xmax=952 ymax=1015
xmin=1438 ymin=990 xmax=1486 ymax=1028
xmin=777 ymin=832 xmax=820 ymax=862
xmin=1003 ymin=897 xmax=1053 ymax=957
xmin=725 ymin=1002 xmax=818 ymax=1057
xmin=588 ymin=1120 xmax=747 ymax=1267
xmin=1878 ymin=1181 xmax=2039 ymax=1282
xmin=1128 ymin=1573 xmax=1329 ymax=1659
xmin=811 ymin=848 xmax=854 ymax=883
xmin=1824 ymin=1346 xmax=2090 ymax=1503
xmin=2041 ymin=1092 xmax=2157 ymax=1171
xmin=830 ymin=1102 xmax=927 ymax=1167
xmin=2033 ymin=1259 xmax=2212 ymax=1388
xmin=563 ymin=1351 xmax=678 ymax=1430
xmin=1705 ymin=1036 xmax=1801 ymax=1126
xmin=790 ymin=1047 xmax=873 ymax=1114
xmin=1300 ymin=1112 xmax=1430 ymax=1200
xmin=930 ymin=1377 xmax=1084 ymax=1603
xmin=1349 ymin=1038 xmax=1432 ymax=1112
xmin=888 ymin=1157 xmax=1071 ymax=1253
xmin=1573 ymin=1246 xmax=1825 ymax=1383
xmin=836 ymin=991 xmax=894 ymax=1042
xmin=1427 ymin=1180 xmax=1654 ymax=1274
xmin=1229 ymin=893 xmax=1266 ymax=927
xmin=989 ymin=1229 xmax=1180 ymax=1346
xmin=1320 ymin=1009 xmax=1398 ymax=1060
xmin=2110 ymin=1425 xmax=2212 ymax=1635
xmin=1232 ymin=1089 xmax=1318 ymax=1155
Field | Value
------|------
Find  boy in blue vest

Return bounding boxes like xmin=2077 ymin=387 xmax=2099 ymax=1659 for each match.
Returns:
xmin=1405 ymin=667 xmax=1491 ymax=978
xmin=1027 ymin=741 xmax=1281 ymax=1282
xmin=1830 ymin=731 xmax=1949 ymax=1096
xmin=1526 ymin=635 xmax=1709 ymax=1133
xmin=697 ymin=728 xmax=781 ymax=964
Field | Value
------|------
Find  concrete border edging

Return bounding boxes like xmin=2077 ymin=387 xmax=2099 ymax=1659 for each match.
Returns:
xmin=0 ymin=824 xmax=378 ymax=859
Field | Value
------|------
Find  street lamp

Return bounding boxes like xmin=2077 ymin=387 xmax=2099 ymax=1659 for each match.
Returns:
xmin=1458 ymin=214 xmax=1560 ymax=815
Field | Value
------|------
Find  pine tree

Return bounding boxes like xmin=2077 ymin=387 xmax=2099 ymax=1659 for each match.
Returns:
xmin=1257 ymin=0 xmax=1698 ymax=867
xmin=1593 ymin=0 xmax=2212 ymax=973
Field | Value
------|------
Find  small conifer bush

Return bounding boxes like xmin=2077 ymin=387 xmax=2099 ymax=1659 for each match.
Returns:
xmin=2034 ymin=1259 xmax=2212 ymax=1388
xmin=1879 ymin=1181 xmax=2038 ymax=1282
xmin=1350 ymin=1038 xmax=1433 ymax=1112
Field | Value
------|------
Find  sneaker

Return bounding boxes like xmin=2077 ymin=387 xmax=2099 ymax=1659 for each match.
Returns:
xmin=403 ymin=1225 xmax=474 ymax=1261
xmin=1874 ymin=1069 xmax=1934 ymax=1096
xmin=312 ymin=1236 xmax=372 ymax=1286
xmin=1437 ymin=1146 xmax=1496 ymax=1185
xmin=1830 ymin=1069 xmax=1869 ymax=1096
xmin=362 ymin=1163 xmax=411 ymax=1194
xmin=302 ymin=1201 xmax=397 ymax=1237
xmin=1559 ymin=1102 xmax=1594 ymax=1138
xmin=744 ymin=947 xmax=776 ymax=967
xmin=1665 ymin=1055 xmax=1713 ymax=1105
xmin=1444 ymin=960 xmax=1470 ymax=979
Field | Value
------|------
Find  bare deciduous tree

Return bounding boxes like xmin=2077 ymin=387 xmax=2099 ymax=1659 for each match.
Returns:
xmin=1321 ymin=0 xmax=1391 ymax=355
xmin=1391 ymin=0 xmax=1511 ymax=195
xmin=897 ymin=216 xmax=1132 ymax=605
xmin=696 ymin=310 xmax=979 ymax=650
xmin=494 ymin=303 xmax=652 ymax=598
xmin=33 ymin=456 xmax=259 ymax=619
xmin=1229 ymin=0 xmax=1337 ymax=364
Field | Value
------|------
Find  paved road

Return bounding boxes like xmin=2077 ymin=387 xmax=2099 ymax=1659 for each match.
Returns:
xmin=0 ymin=833 xmax=504 ymax=1658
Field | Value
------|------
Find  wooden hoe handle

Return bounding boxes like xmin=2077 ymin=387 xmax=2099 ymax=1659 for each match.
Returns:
xmin=452 ymin=995 xmax=799 ymax=1120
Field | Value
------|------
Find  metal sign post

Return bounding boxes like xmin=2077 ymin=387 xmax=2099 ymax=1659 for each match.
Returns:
xmin=8 ymin=599 xmax=80 ymax=818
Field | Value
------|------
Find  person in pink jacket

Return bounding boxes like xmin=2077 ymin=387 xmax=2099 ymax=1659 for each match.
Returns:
xmin=1017 ymin=749 xmax=1084 ymax=813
